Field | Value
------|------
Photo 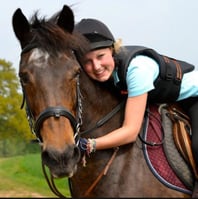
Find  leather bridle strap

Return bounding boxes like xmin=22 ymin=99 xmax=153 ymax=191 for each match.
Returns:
xmin=138 ymin=107 xmax=164 ymax=146
xmin=79 ymin=100 xmax=125 ymax=136
xmin=42 ymin=162 xmax=68 ymax=198
xmin=83 ymin=147 xmax=119 ymax=197
xmin=34 ymin=106 xmax=77 ymax=139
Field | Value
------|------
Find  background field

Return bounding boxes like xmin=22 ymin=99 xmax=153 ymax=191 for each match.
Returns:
xmin=0 ymin=153 xmax=71 ymax=198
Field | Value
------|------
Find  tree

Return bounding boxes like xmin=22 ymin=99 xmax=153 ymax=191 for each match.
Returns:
xmin=0 ymin=59 xmax=36 ymax=156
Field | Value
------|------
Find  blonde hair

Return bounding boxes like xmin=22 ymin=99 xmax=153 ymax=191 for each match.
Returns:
xmin=113 ymin=38 xmax=122 ymax=54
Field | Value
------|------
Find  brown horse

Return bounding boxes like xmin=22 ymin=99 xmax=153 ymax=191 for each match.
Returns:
xmin=12 ymin=4 xmax=191 ymax=198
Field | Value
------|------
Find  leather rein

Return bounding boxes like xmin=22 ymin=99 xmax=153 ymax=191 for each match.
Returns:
xmin=22 ymin=84 xmax=124 ymax=197
xmin=20 ymin=44 xmax=126 ymax=198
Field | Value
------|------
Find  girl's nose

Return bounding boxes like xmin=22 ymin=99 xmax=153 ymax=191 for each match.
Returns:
xmin=92 ymin=60 xmax=101 ymax=70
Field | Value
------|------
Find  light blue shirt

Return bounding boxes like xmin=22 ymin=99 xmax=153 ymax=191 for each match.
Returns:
xmin=113 ymin=55 xmax=198 ymax=101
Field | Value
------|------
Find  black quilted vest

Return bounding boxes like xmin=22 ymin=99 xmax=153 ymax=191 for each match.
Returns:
xmin=115 ymin=45 xmax=194 ymax=103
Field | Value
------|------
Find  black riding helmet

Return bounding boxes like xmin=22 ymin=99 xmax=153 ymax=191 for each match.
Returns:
xmin=74 ymin=18 xmax=115 ymax=50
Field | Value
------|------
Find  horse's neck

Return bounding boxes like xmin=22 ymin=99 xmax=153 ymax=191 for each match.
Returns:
xmin=80 ymin=71 xmax=121 ymax=103
xmin=80 ymin=71 xmax=123 ymax=130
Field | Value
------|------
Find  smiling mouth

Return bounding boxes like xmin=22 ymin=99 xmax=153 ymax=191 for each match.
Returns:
xmin=95 ymin=70 xmax=106 ymax=77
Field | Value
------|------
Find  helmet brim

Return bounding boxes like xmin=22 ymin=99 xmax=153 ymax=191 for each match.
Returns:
xmin=90 ymin=40 xmax=114 ymax=50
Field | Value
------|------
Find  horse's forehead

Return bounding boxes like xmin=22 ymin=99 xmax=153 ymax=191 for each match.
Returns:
xmin=27 ymin=48 xmax=50 ymax=69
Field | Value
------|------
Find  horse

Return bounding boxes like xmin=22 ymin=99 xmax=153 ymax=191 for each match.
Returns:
xmin=12 ymin=4 xmax=192 ymax=198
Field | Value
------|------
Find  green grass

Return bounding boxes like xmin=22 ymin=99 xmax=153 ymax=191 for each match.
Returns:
xmin=0 ymin=153 xmax=71 ymax=198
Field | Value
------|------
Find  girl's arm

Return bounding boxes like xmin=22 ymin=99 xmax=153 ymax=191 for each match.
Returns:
xmin=95 ymin=92 xmax=148 ymax=150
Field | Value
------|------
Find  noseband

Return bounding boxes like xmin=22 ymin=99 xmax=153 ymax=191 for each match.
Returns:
xmin=21 ymin=79 xmax=82 ymax=142
xmin=35 ymin=106 xmax=77 ymax=138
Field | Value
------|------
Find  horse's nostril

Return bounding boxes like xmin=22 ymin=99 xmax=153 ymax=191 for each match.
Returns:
xmin=42 ymin=150 xmax=53 ymax=165
xmin=42 ymin=150 xmax=47 ymax=160
xmin=41 ymin=145 xmax=80 ymax=168
xmin=41 ymin=145 xmax=80 ymax=178
xmin=42 ymin=150 xmax=50 ymax=158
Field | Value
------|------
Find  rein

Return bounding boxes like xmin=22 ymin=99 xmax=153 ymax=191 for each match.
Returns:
xmin=20 ymin=70 xmax=125 ymax=198
xmin=79 ymin=100 xmax=125 ymax=136
xmin=138 ymin=106 xmax=165 ymax=146
xmin=83 ymin=147 xmax=119 ymax=197
xmin=19 ymin=43 xmax=126 ymax=197
xmin=42 ymin=163 xmax=68 ymax=198
xmin=42 ymin=147 xmax=120 ymax=198
xmin=40 ymin=101 xmax=124 ymax=198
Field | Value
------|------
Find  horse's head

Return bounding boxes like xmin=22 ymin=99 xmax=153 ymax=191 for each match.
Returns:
xmin=12 ymin=5 xmax=89 ymax=178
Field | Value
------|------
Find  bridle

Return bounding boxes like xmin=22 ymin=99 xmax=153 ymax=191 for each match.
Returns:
xmin=19 ymin=44 xmax=125 ymax=198
xmin=20 ymin=44 xmax=83 ymax=143
xmin=20 ymin=78 xmax=82 ymax=143
xmin=20 ymin=43 xmax=164 ymax=198
xmin=20 ymin=43 xmax=126 ymax=143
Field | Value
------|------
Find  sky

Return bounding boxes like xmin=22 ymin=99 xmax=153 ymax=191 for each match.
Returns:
xmin=1 ymin=0 xmax=198 ymax=72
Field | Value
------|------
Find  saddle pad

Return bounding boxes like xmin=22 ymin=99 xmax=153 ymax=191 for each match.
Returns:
xmin=142 ymin=104 xmax=192 ymax=195
xmin=161 ymin=106 xmax=194 ymax=190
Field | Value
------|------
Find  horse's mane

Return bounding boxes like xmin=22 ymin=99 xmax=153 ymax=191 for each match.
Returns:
xmin=28 ymin=11 xmax=89 ymax=59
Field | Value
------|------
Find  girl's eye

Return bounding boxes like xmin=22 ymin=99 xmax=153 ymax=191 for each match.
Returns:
xmin=74 ymin=67 xmax=81 ymax=78
xmin=97 ymin=54 xmax=104 ymax=59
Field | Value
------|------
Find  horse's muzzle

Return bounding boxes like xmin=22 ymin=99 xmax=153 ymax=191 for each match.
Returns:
xmin=41 ymin=145 xmax=80 ymax=178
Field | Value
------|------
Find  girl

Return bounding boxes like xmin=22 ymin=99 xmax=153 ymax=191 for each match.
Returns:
xmin=75 ymin=18 xmax=198 ymax=197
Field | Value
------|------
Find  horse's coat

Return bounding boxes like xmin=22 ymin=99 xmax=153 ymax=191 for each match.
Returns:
xmin=12 ymin=4 xmax=191 ymax=198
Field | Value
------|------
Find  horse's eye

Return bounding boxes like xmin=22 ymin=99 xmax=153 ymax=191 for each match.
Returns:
xmin=76 ymin=68 xmax=81 ymax=76
xmin=19 ymin=72 xmax=29 ymax=85
xmin=73 ymin=68 xmax=81 ymax=80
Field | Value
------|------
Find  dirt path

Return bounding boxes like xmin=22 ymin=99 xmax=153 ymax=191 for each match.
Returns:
xmin=0 ymin=191 xmax=50 ymax=198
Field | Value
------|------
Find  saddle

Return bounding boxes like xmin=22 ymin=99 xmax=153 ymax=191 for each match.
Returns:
xmin=166 ymin=103 xmax=198 ymax=179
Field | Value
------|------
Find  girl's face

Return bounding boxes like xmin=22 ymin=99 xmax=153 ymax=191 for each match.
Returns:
xmin=81 ymin=47 xmax=115 ymax=82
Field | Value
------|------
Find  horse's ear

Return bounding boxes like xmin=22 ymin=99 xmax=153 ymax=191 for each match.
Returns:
xmin=57 ymin=5 xmax=74 ymax=33
xmin=12 ymin=8 xmax=31 ymax=48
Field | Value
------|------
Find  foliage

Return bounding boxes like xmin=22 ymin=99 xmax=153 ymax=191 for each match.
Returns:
xmin=0 ymin=60 xmax=70 ymax=197
xmin=0 ymin=139 xmax=40 ymax=157
xmin=0 ymin=59 xmax=35 ymax=156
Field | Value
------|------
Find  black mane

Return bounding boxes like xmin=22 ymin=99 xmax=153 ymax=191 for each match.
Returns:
xmin=28 ymin=11 xmax=89 ymax=58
